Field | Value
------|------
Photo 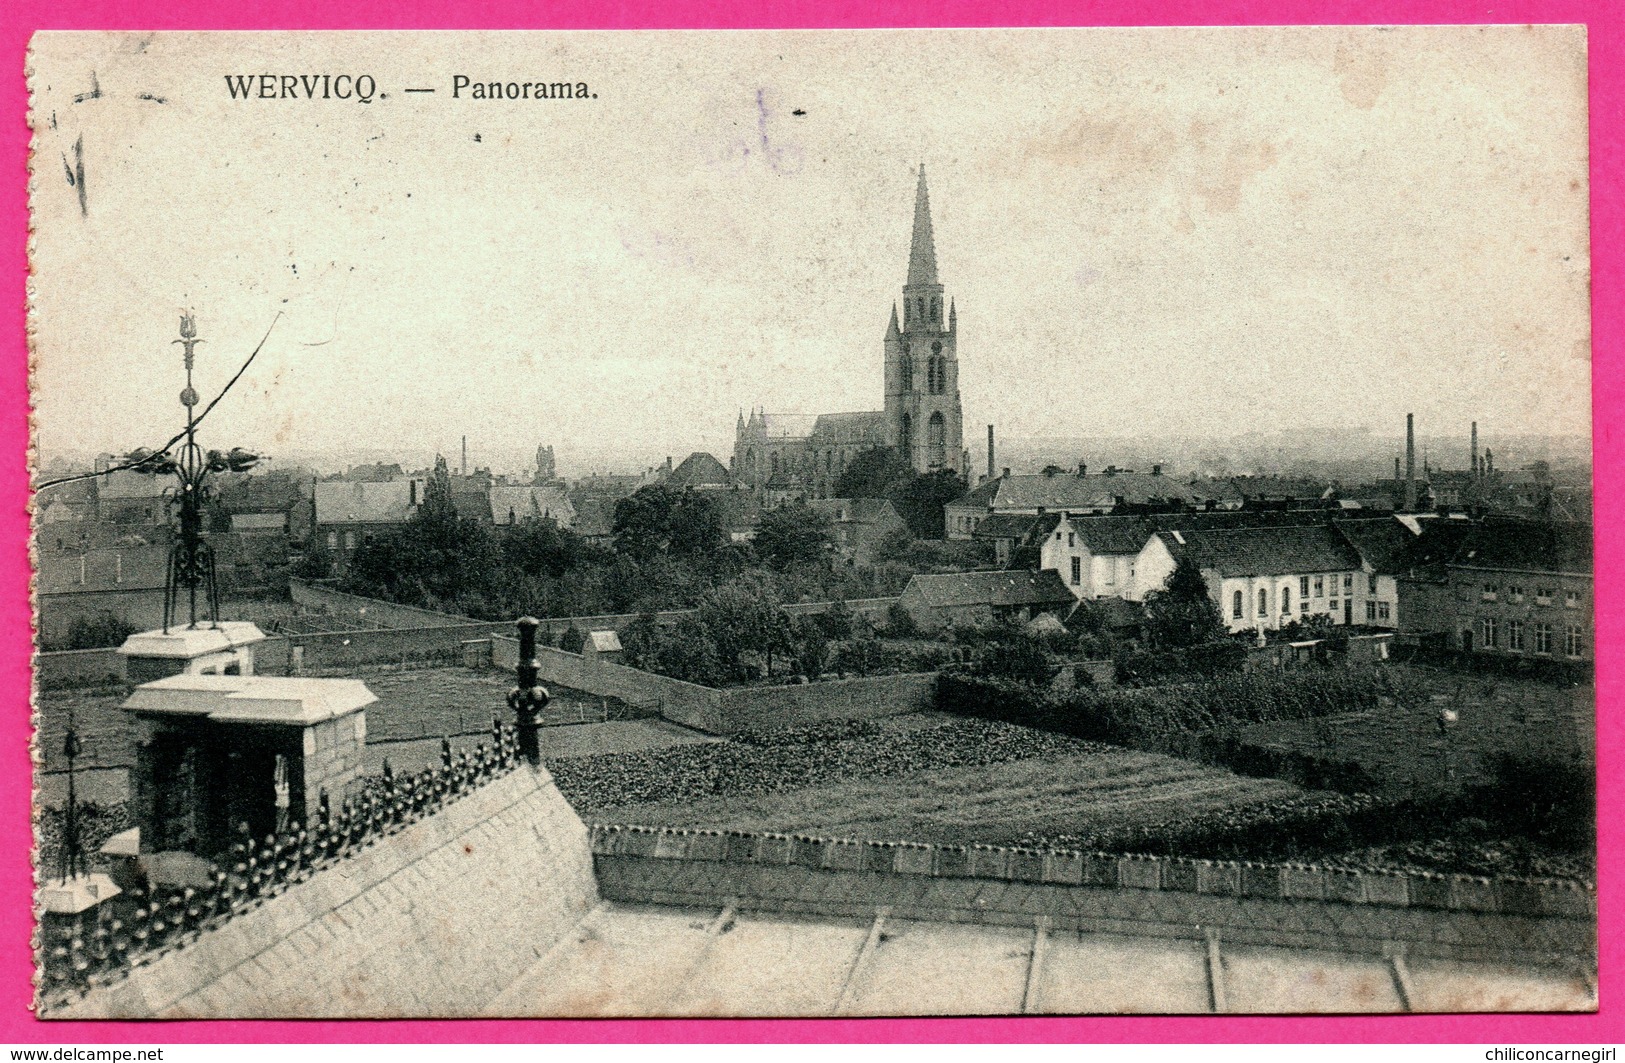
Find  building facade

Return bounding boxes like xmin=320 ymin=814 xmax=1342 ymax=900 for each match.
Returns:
xmin=732 ymin=167 xmax=965 ymax=497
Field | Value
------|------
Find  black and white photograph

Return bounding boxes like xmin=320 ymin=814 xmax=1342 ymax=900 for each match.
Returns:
xmin=27 ymin=27 xmax=1595 ymax=1018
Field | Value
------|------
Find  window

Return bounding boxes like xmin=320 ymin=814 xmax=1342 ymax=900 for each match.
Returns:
xmin=1300 ymin=576 xmax=1310 ymax=598
xmin=1368 ymin=574 xmax=1378 ymax=594
xmin=1481 ymin=583 xmax=1498 ymax=602
xmin=1068 ymin=533 xmax=1075 ymax=547
xmin=1366 ymin=601 xmax=1377 ymax=622
xmin=1377 ymin=601 xmax=1391 ymax=621
xmin=1482 ymin=617 xmax=1498 ymax=648
xmin=1565 ymin=591 xmax=1581 ymax=610
xmin=1566 ymin=625 xmax=1585 ymax=657
xmin=344 ymin=531 xmax=356 ymax=551
xmin=1536 ymin=587 xmax=1553 ymax=606
xmin=1071 ymin=557 xmax=1082 ymax=586
xmin=1509 ymin=620 xmax=1525 ymax=652
xmin=898 ymin=413 xmax=912 ymax=457
xmin=327 ymin=531 xmax=338 ymax=550
xmin=1342 ymin=574 xmax=1353 ymax=594
xmin=1258 ymin=589 xmax=1269 ymax=617
xmin=1534 ymin=622 xmax=1553 ymax=654
xmin=899 ymin=357 xmax=914 ymax=392
xmin=1313 ymin=576 xmax=1324 ymax=598
xmin=1508 ymin=585 xmax=1525 ymax=602
xmin=1281 ymin=587 xmax=1292 ymax=613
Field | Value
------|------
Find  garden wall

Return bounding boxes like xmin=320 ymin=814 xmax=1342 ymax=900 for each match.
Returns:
xmin=288 ymin=579 xmax=482 ymax=627
xmin=493 ymin=638 xmax=936 ymax=734
xmin=591 ymin=824 xmax=1595 ymax=967
xmin=257 ymin=623 xmax=512 ymax=675
xmin=35 ymin=648 xmax=127 ymax=689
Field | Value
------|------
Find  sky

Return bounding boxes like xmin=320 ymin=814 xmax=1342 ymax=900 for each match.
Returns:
xmin=27 ymin=28 xmax=1592 ymax=477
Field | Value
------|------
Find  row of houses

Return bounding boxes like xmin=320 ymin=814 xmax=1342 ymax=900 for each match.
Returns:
xmin=906 ymin=509 xmax=1593 ymax=665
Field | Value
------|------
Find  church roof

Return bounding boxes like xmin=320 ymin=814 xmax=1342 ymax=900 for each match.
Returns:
xmin=663 ymin=452 xmax=733 ymax=489
xmin=809 ymin=411 xmax=888 ymax=444
xmin=907 ymin=165 xmax=939 ymax=288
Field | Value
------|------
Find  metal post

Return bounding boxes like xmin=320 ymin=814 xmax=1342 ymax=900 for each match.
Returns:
xmin=507 ymin=616 xmax=550 ymax=765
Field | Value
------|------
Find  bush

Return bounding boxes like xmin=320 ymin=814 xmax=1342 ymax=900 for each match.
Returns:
xmin=56 ymin=611 xmax=139 ymax=651
xmin=1114 ymin=641 xmax=1247 ymax=686
xmin=884 ymin=602 xmax=918 ymax=638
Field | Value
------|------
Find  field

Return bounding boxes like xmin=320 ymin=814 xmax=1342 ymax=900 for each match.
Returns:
xmin=1226 ymin=664 xmax=1593 ymax=798
xmin=561 ymin=713 xmax=1316 ymax=848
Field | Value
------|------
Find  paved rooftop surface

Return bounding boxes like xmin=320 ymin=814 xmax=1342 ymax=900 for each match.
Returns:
xmin=487 ymin=901 xmax=1594 ymax=1017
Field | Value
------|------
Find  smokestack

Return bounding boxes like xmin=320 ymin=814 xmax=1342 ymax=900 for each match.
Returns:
xmin=1486 ymin=448 xmax=1494 ymax=476
xmin=1394 ymin=456 xmax=1401 ymax=482
xmin=987 ymin=425 xmax=995 ymax=482
xmin=1002 ymin=467 xmax=1011 ymax=479
xmin=1471 ymin=421 xmax=1479 ymax=480
xmin=1404 ymin=413 xmax=1417 ymax=511
xmin=461 ymin=436 xmax=468 ymax=477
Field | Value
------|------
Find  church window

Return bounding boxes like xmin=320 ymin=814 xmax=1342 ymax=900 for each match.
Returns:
xmin=927 ymin=412 xmax=946 ymax=468
xmin=899 ymin=356 xmax=913 ymax=392
xmin=1232 ymin=590 xmax=1243 ymax=619
xmin=770 ymin=453 xmax=779 ymax=476
xmin=1258 ymin=588 xmax=1268 ymax=617
xmin=931 ymin=298 xmax=940 ymax=323
xmin=917 ymin=297 xmax=926 ymax=320
xmin=899 ymin=413 xmax=913 ymax=458
xmin=928 ymin=343 xmax=946 ymax=395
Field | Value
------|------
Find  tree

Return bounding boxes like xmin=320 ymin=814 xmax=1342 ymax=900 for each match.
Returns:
xmin=696 ymin=573 xmax=790 ymax=680
xmin=889 ymin=469 xmax=968 ymax=539
xmin=754 ymin=502 xmax=831 ymax=567
xmin=833 ymin=447 xmax=912 ymax=499
xmin=293 ymin=538 xmax=333 ymax=580
xmin=619 ymin=612 xmax=662 ymax=670
xmin=654 ymin=615 xmax=726 ymax=686
xmin=612 ymin=485 xmax=726 ymax=559
xmin=502 ymin=517 xmax=592 ymax=579
xmin=1142 ymin=557 xmax=1226 ymax=650
xmin=792 ymin=616 xmax=829 ymax=679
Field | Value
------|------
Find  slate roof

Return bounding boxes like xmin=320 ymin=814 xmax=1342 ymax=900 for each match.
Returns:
xmin=1452 ymin=518 xmax=1592 ymax=575
xmin=807 ymin=498 xmax=906 ymax=527
xmin=1159 ymin=524 xmax=1362 ymax=578
xmin=903 ymin=569 xmax=1074 ymax=609
xmin=570 ymin=497 xmax=617 ymax=539
xmin=971 ymin=513 xmax=1049 ymax=542
xmin=663 ymin=452 xmax=733 ymax=489
xmin=314 ymin=480 xmax=422 ymax=525
xmin=948 ymin=472 xmax=1234 ymax=513
xmin=809 ymin=411 xmax=888 ymax=445
xmin=1333 ymin=517 xmax=1420 ymax=574
xmin=1065 ymin=515 xmax=1155 ymax=555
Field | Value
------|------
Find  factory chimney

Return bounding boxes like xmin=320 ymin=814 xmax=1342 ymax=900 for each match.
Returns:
xmin=987 ymin=425 xmax=996 ymax=482
xmin=1404 ymin=414 xmax=1417 ymax=511
xmin=461 ymin=435 xmax=468 ymax=477
xmin=1471 ymin=422 xmax=1479 ymax=481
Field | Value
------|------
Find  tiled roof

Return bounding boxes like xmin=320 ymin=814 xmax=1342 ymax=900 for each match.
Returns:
xmin=809 ymin=412 xmax=888 ymax=445
xmin=314 ymin=480 xmax=422 ymax=525
xmin=904 ymin=569 xmax=1074 ymax=609
xmin=807 ymin=498 xmax=905 ymax=526
xmin=489 ymin=485 xmax=575 ymax=526
xmin=971 ymin=513 xmax=1048 ymax=541
xmin=1160 ymin=524 xmax=1362 ymax=578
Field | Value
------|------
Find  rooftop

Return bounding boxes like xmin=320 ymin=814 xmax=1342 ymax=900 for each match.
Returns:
xmin=903 ymin=568 xmax=1074 ymax=609
xmin=1160 ymin=524 xmax=1363 ymax=578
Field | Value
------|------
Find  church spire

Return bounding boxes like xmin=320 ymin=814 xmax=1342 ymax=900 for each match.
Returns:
xmin=887 ymin=302 xmax=901 ymax=338
xmin=907 ymin=164 xmax=938 ymax=288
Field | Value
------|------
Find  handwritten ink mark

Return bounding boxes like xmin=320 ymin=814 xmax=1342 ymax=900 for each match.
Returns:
xmin=792 ymin=109 xmax=806 ymax=116
xmin=136 ymin=92 xmax=166 ymax=104
xmin=72 ymin=72 xmax=101 ymax=104
xmin=62 ymin=136 xmax=86 ymax=217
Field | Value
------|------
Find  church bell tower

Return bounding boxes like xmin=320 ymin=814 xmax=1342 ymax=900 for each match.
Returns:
xmin=884 ymin=165 xmax=963 ymax=475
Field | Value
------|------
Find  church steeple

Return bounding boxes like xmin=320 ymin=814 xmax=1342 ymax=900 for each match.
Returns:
xmin=907 ymin=164 xmax=938 ymax=288
xmin=887 ymin=302 xmax=901 ymax=339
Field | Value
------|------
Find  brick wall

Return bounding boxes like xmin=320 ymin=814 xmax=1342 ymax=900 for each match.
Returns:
xmin=590 ymin=825 xmax=1595 ymax=966
xmin=52 ymin=766 xmax=598 ymax=1019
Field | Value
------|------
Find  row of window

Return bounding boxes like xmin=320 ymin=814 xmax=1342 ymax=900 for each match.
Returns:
xmin=1232 ymin=587 xmax=1359 ymax=619
xmin=1364 ymin=600 xmax=1393 ymax=622
xmin=897 ymin=343 xmax=950 ymax=395
xmin=1479 ymin=617 xmax=1586 ymax=657
xmin=1296 ymin=573 xmax=1362 ymax=599
xmin=1480 ymin=583 xmax=1583 ymax=608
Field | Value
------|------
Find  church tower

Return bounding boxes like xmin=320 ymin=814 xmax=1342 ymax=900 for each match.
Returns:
xmin=884 ymin=166 xmax=964 ymax=475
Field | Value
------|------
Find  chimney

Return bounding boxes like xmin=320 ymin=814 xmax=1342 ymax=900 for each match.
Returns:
xmin=1470 ymin=421 xmax=1479 ymax=481
xmin=1002 ymin=467 xmax=1011 ymax=479
xmin=1076 ymin=463 xmax=1087 ymax=477
xmin=461 ymin=435 xmax=468 ymax=477
xmin=1394 ymin=456 xmax=1401 ymax=482
xmin=986 ymin=425 xmax=995 ymax=482
xmin=666 ymin=456 xmax=673 ymax=472
xmin=1152 ymin=463 xmax=1163 ymax=476
xmin=1404 ymin=413 xmax=1417 ymax=511
xmin=1486 ymin=448 xmax=1494 ymax=476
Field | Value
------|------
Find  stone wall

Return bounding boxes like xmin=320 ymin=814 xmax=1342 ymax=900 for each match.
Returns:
xmin=256 ymin=623 xmax=513 ymax=675
xmin=52 ymin=766 xmax=598 ymax=1019
xmin=590 ymin=825 xmax=1595 ymax=966
xmin=34 ymin=648 xmax=127 ymax=689
xmin=493 ymin=639 xmax=937 ymax=734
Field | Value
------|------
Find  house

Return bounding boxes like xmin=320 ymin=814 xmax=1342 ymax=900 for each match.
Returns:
xmin=944 ymin=467 xmax=1238 ymax=540
xmin=489 ymin=483 xmax=576 ymax=528
xmin=313 ymin=478 xmax=426 ymax=571
xmin=970 ymin=512 xmax=1053 ymax=568
xmin=660 ymin=452 xmax=734 ymax=492
xmin=1332 ymin=517 xmax=1422 ymax=630
xmin=1400 ymin=518 xmax=1592 ymax=664
xmin=1037 ymin=515 xmax=1155 ymax=600
xmin=36 ymin=544 xmax=171 ymax=648
xmin=1136 ymin=524 xmax=1367 ymax=634
xmin=96 ymin=466 xmax=170 ymax=526
xmin=215 ymin=474 xmax=312 ymax=542
xmin=897 ymin=569 xmax=1075 ymax=633
xmin=807 ymin=498 xmax=908 ymax=565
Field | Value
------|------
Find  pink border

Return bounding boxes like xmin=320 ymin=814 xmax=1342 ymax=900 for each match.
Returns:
xmin=3 ymin=0 xmax=1617 ymax=1044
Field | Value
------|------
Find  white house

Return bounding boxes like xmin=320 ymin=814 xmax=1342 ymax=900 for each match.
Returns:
xmin=1332 ymin=517 xmax=1422 ymax=631
xmin=1036 ymin=515 xmax=1156 ymax=600
xmin=1135 ymin=524 xmax=1370 ymax=635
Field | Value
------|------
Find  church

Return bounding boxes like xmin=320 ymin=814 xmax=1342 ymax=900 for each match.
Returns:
xmin=731 ymin=166 xmax=967 ymax=499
